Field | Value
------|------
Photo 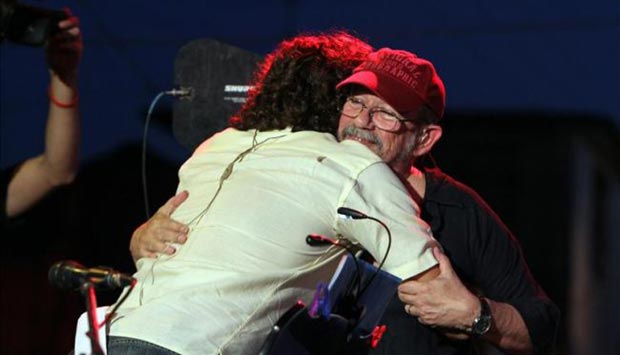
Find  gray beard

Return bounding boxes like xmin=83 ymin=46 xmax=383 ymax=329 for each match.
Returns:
xmin=339 ymin=124 xmax=418 ymax=177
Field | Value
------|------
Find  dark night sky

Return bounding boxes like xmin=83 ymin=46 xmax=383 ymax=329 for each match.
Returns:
xmin=1 ymin=0 xmax=619 ymax=166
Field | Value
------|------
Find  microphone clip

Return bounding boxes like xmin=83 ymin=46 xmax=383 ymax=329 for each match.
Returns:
xmin=164 ymin=86 xmax=193 ymax=100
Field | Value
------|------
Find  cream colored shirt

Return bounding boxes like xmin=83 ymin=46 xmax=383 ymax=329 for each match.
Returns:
xmin=110 ymin=128 xmax=438 ymax=354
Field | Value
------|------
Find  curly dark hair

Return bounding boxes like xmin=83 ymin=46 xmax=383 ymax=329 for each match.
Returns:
xmin=230 ymin=31 xmax=373 ymax=135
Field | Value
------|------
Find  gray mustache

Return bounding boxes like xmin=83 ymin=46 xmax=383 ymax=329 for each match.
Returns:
xmin=340 ymin=125 xmax=383 ymax=151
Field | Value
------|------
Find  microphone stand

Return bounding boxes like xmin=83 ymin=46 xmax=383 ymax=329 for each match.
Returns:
xmin=79 ymin=280 xmax=104 ymax=355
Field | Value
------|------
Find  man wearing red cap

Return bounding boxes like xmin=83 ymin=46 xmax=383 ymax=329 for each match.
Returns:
xmin=336 ymin=48 xmax=558 ymax=354
xmin=335 ymin=48 xmax=446 ymax=177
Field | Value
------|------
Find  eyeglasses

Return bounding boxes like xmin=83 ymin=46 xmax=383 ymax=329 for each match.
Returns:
xmin=341 ymin=96 xmax=413 ymax=132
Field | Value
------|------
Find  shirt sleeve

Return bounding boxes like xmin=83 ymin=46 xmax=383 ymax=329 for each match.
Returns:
xmin=336 ymin=162 xmax=438 ymax=280
xmin=467 ymin=198 xmax=560 ymax=354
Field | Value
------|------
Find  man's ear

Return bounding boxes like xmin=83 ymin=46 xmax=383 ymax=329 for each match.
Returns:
xmin=413 ymin=124 xmax=442 ymax=158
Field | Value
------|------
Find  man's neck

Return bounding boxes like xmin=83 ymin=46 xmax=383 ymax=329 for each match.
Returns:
xmin=406 ymin=166 xmax=426 ymax=204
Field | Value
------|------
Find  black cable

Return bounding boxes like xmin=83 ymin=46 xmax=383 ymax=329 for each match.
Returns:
xmin=357 ymin=216 xmax=391 ymax=298
xmin=141 ymin=91 xmax=166 ymax=219
xmin=336 ymin=207 xmax=392 ymax=299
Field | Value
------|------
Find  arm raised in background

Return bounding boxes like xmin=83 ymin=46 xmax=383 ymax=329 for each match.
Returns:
xmin=6 ymin=10 xmax=82 ymax=217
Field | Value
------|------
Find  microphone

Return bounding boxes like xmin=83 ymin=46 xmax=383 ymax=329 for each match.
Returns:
xmin=337 ymin=207 xmax=367 ymax=220
xmin=49 ymin=260 xmax=135 ymax=291
xmin=306 ymin=234 xmax=354 ymax=248
xmin=164 ymin=87 xmax=193 ymax=99
xmin=306 ymin=234 xmax=335 ymax=247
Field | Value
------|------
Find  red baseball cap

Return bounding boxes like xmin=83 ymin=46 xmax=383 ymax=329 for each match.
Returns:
xmin=336 ymin=48 xmax=446 ymax=119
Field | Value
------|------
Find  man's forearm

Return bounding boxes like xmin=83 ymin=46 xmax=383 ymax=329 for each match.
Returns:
xmin=483 ymin=298 xmax=533 ymax=354
xmin=45 ymin=73 xmax=80 ymax=185
xmin=5 ymin=75 xmax=79 ymax=217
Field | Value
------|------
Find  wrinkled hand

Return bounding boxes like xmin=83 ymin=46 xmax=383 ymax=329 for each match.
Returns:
xmin=129 ymin=191 xmax=190 ymax=262
xmin=46 ymin=8 xmax=82 ymax=86
xmin=398 ymin=247 xmax=480 ymax=335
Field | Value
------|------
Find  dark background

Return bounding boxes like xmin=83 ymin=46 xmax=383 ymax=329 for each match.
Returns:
xmin=1 ymin=1 xmax=619 ymax=354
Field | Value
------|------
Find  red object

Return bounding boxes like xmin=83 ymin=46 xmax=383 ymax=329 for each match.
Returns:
xmin=48 ymin=85 xmax=79 ymax=108
xmin=336 ymin=48 xmax=446 ymax=119
xmin=370 ymin=324 xmax=387 ymax=348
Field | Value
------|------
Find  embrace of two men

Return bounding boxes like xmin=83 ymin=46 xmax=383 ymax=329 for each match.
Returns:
xmin=115 ymin=31 xmax=558 ymax=355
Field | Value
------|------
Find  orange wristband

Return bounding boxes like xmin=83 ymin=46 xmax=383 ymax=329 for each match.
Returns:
xmin=48 ymin=85 xmax=79 ymax=108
